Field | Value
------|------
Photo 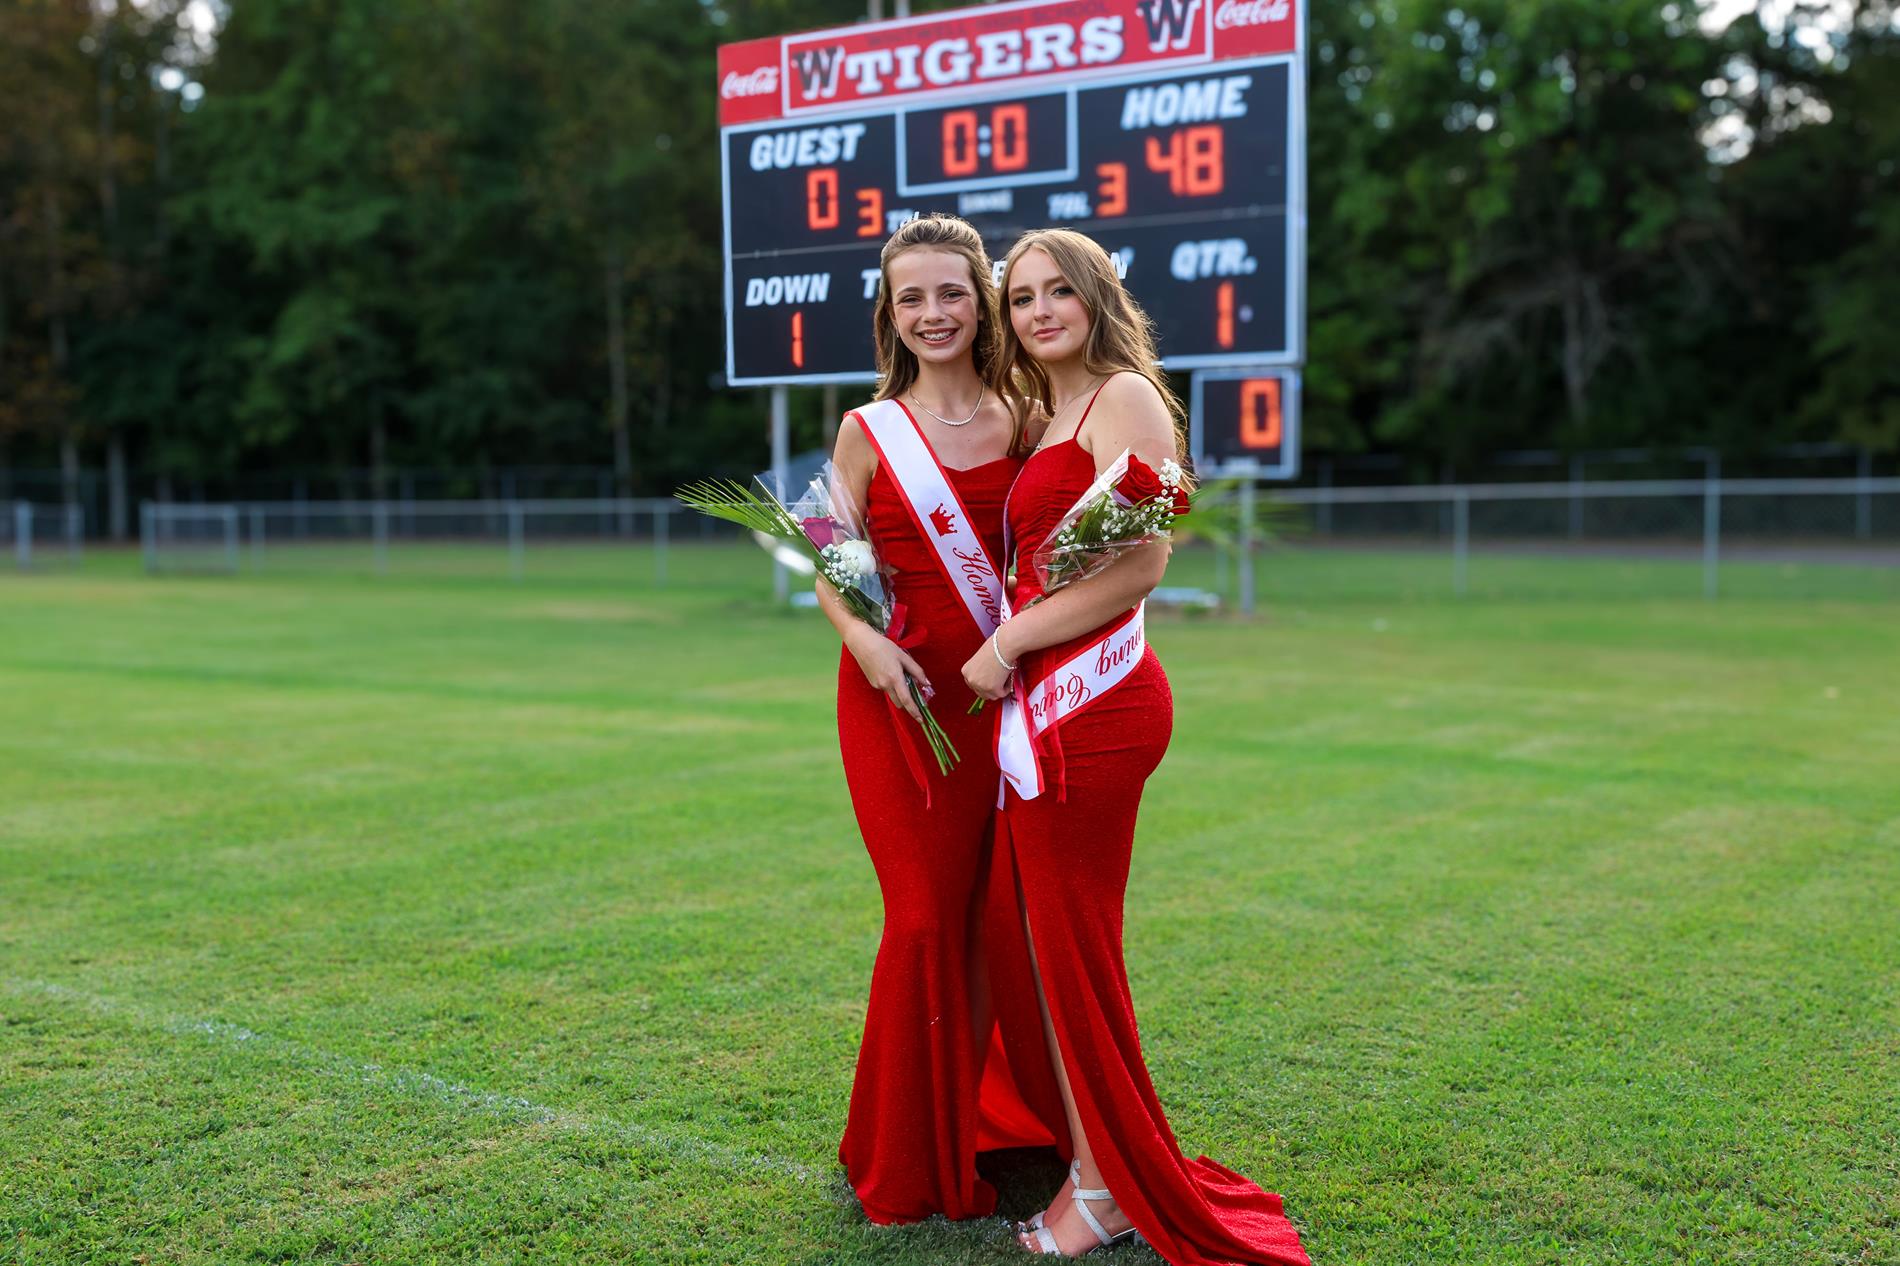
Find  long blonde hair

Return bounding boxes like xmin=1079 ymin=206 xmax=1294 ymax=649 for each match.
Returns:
xmin=872 ymin=215 xmax=1032 ymax=452
xmin=993 ymin=228 xmax=1188 ymax=457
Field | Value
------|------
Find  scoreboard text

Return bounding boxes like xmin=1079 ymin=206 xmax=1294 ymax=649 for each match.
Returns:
xmin=718 ymin=0 xmax=1305 ymax=385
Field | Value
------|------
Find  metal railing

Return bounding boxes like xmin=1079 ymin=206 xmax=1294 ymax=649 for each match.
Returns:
xmin=118 ymin=478 xmax=1900 ymax=606
xmin=2 ymin=501 xmax=86 ymax=570
xmin=141 ymin=497 xmax=697 ymax=581
xmin=1210 ymin=475 xmax=1900 ymax=607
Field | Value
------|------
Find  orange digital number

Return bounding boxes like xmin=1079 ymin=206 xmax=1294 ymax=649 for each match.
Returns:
xmin=806 ymin=168 xmax=839 ymax=230
xmin=791 ymin=311 xmax=805 ymax=369
xmin=942 ymin=110 xmax=979 ymax=177
xmin=992 ymin=104 xmax=1029 ymax=171
xmin=1144 ymin=126 xmax=1224 ymax=197
xmin=1096 ymin=162 xmax=1127 ymax=217
xmin=856 ymin=187 xmax=884 ymax=238
xmin=1217 ymin=282 xmax=1235 ymax=349
xmin=1239 ymin=379 xmax=1283 ymax=450
xmin=1185 ymin=125 xmax=1223 ymax=195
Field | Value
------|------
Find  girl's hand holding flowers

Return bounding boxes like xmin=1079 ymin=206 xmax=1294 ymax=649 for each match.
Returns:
xmin=674 ymin=471 xmax=959 ymax=773
xmin=850 ymin=624 xmax=931 ymax=723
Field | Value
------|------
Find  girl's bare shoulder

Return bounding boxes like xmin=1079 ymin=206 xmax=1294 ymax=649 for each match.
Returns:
xmin=1098 ymin=369 xmax=1167 ymax=413
xmin=1087 ymin=372 xmax=1174 ymax=453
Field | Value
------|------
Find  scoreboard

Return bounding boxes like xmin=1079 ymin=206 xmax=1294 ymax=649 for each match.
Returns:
xmin=1189 ymin=366 xmax=1300 ymax=478
xmin=718 ymin=0 xmax=1306 ymax=386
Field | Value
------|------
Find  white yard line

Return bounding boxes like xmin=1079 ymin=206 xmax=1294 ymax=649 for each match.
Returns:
xmin=3 ymin=976 xmax=833 ymax=1192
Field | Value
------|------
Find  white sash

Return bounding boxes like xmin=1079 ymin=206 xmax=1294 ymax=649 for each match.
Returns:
xmin=853 ymin=398 xmax=1005 ymax=640
xmin=995 ymin=602 xmax=1146 ymax=804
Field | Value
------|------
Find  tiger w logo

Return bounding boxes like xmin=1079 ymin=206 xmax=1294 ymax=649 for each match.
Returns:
xmin=1135 ymin=0 xmax=1204 ymax=51
xmin=790 ymin=45 xmax=845 ymax=99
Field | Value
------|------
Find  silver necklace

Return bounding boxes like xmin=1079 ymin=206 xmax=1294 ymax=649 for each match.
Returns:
xmin=910 ymin=385 xmax=984 ymax=427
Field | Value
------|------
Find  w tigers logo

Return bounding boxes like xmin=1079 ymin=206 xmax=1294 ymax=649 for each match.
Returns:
xmin=790 ymin=45 xmax=845 ymax=99
xmin=1135 ymin=0 xmax=1204 ymax=51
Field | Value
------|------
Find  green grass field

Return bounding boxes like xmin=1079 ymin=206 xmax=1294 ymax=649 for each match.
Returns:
xmin=2 ymin=544 xmax=1896 ymax=1265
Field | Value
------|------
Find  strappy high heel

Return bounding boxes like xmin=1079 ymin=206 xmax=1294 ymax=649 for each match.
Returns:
xmin=1018 ymin=1161 xmax=1139 ymax=1255
xmin=1021 ymin=1158 xmax=1081 ymax=1233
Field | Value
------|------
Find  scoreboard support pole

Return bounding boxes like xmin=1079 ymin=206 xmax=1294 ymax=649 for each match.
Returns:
xmin=1237 ymin=476 xmax=1257 ymax=617
xmin=771 ymin=384 xmax=790 ymax=603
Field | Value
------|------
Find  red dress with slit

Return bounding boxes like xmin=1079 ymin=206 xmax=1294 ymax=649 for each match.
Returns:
xmin=984 ymin=391 xmax=1312 ymax=1265
xmin=834 ymin=408 xmax=1047 ymax=1223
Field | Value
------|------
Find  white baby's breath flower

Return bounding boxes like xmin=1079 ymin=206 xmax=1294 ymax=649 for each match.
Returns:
xmin=1158 ymin=459 xmax=1184 ymax=487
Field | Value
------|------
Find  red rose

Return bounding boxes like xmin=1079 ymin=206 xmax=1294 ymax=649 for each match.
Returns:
xmin=1169 ymin=483 xmax=1192 ymax=516
xmin=801 ymin=515 xmax=846 ymax=551
xmin=1115 ymin=454 xmax=1164 ymax=506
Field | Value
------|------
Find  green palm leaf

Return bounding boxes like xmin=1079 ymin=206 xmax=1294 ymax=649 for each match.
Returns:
xmin=674 ymin=478 xmax=803 ymax=541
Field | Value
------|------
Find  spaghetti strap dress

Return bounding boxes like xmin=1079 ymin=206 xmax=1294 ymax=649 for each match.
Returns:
xmin=984 ymin=384 xmax=1312 ymax=1265
xmin=834 ymin=405 xmax=1047 ymax=1224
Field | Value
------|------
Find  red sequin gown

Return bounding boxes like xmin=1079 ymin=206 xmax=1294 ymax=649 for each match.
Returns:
xmin=984 ymin=389 xmax=1312 ymax=1265
xmin=834 ymin=404 xmax=1047 ymax=1223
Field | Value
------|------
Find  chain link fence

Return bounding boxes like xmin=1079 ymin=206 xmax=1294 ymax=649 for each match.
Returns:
xmin=140 ymin=498 xmax=746 ymax=584
xmin=62 ymin=475 xmax=1900 ymax=606
xmin=1 ymin=502 xmax=86 ymax=571
xmin=1197 ymin=476 xmax=1900 ymax=605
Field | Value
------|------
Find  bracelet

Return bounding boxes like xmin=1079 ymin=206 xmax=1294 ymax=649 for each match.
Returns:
xmin=992 ymin=634 xmax=1018 ymax=672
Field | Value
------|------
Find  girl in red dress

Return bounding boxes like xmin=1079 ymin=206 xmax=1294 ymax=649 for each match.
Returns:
xmin=962 ymin=228 xmax=1312 ymax=1265
xmin=820 ymin=214 xmax=1046 ymax=1224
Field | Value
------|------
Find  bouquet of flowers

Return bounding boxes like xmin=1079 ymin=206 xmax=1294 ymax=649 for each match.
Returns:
xmin=971 ymin=449 xmax=1192 ymax=712
xmin=675 ymin=469 xmax=959 ymax=774
xmin=1030 ymin=449 xmax=1193 ymax=597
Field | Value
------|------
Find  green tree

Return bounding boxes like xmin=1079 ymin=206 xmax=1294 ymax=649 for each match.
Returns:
xmin=1717 ymin=3 xmax=1900 ymax=455
xmin=171 ymin=0 xmax=417 ymax=493
xmin=1320 ymin=1 xmax=1745 ymax=464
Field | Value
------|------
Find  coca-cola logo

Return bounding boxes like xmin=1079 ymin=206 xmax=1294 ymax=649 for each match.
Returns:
xmin=1213 ymin=0 xmax=1289 ymax=29
xmin=721 ymin=67 xmax=779 ymax=99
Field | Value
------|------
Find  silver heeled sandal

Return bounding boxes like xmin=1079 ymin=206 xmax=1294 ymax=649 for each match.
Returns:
xmin=1020 ymin=1163 xmax=1139 ymax=1255
xmin=1022 ymin=1159 xmax=1082 ymax=1233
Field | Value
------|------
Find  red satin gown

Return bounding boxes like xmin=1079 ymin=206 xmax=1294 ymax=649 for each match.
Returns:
xmin=834 ymin=417 xmax=1047 ymax=1223
xmin=985 ymin=390 xmax=1312 ymax=1265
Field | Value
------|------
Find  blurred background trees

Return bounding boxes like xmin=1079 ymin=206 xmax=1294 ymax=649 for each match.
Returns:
xmin=2 ymin=0 xmax=1895 ymax=524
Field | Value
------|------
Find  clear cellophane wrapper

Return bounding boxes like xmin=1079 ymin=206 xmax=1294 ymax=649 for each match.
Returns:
xmin=777 ymin=461 xmax=956 ymax=773
xmin=778 ymin=461 xmax=891 ymax=629
xmin=1026 ymin=448 xmax=1176 ymax=602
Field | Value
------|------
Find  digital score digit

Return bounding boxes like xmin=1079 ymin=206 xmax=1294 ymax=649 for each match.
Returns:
xmin=1239 ymin=378 xmax=1283 ymax=448
xmin=806 ymin=169 xmax=838 ymax=229
xmin=802 ymin=168 xmax=886 ymax=237
xmin=1143 ymin=125 xmax=1223 ymax=196
xmin=1191 ymin=369 xmax=1302 ymax=480
xmin=1095 ymin=162 xmax=1128 ymax=217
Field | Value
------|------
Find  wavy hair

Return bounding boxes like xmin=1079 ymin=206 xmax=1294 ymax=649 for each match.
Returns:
xmin=993 ymin=228 xmax=1187 ymax=458
xmin=871 ymin=214 xmax=1029 ymax=452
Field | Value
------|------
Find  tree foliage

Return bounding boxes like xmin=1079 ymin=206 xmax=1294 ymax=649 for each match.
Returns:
xmin=1 ymin=0 xmax=1895 ymax=500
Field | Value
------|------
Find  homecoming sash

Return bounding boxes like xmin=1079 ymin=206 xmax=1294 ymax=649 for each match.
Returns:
xmin=853 ymin=399 xmax=1005 ymax=640
xmin=995 ymin=602 xmax=1146 ymax=804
